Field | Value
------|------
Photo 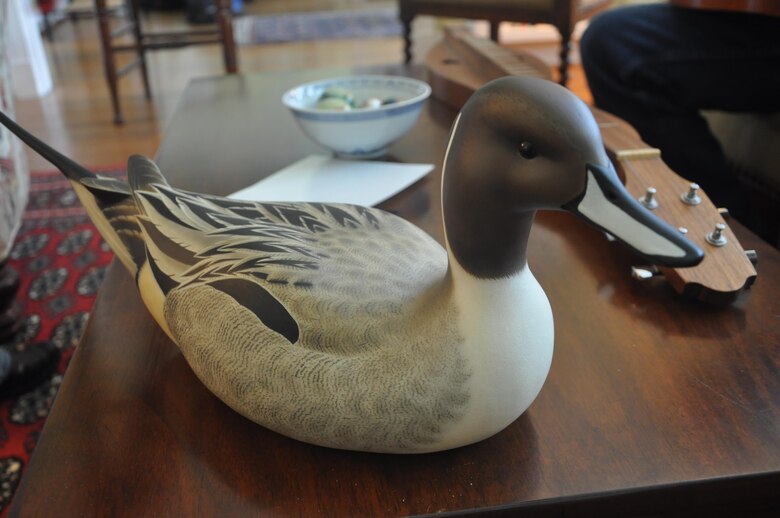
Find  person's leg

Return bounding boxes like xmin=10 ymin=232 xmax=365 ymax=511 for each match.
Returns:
xmin=580 ymin=4 xmax=780 ymax=219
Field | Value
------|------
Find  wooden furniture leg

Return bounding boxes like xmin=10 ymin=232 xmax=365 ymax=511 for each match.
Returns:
xmin=489 ymin=20 xmax=499 ymax=41
xmin=127 ymin=0 xmax=152 ymax=99
xmin=95 ymin=0 xmax=124 ymax=124
xmin=216 ymin=0 xmax=237 ymax=73
xmin=402 ymin=15 xmax=413 ymax=63
xmin=558 ymin=29 xmax=572 ymax=86
xmin=41 ymin=13 xmax=54 ymax=41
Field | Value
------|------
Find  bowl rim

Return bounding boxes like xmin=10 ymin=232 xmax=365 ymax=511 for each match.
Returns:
xmin=281 ymin=75 xmax=432 ymax=116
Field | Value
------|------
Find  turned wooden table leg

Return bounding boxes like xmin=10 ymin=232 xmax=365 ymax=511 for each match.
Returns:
xmin=401 ymin=15 xmax=413 ymax=64
xmin=557 ymin=30 xmax=572 ymax=87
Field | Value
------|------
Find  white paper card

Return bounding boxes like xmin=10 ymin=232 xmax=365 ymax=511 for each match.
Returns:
xmin=228 ymin=154 xmax=433 ymax=207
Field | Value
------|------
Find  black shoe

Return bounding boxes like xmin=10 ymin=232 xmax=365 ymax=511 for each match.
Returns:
xmin=0 ymin=342 xmax=61 ymax=398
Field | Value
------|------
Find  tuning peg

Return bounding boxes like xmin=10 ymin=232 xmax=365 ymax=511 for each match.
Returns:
xmin=705 ymin=223 xmax=728 ymax=247
xmin=680 ymin=183 xmax=702 ymax=205
xmin=631 ymin=265 xmax=661 ymax=280
xmin=745 ymin=249 xmax=758 ymax=266
xmin=639 ymin=187 xmax=659 ymax=210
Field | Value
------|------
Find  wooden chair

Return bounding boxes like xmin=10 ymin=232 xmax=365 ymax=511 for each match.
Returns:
xmin=398 ymin=0 xmax=612 ymax=86
xmin=95 ymin=0 xmax=238 ymax=124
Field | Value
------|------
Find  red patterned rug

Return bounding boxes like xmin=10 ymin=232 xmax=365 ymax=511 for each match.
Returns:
xmin=0 ymin=168 xmax=119 ymax=515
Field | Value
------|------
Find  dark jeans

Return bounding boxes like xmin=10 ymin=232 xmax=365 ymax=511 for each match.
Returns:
xmin=580 ymin=4 xmax=780 ymax=224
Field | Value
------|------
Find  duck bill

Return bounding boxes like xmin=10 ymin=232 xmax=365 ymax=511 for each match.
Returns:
xmin=564 ymin=163 xmax=703 ymax=267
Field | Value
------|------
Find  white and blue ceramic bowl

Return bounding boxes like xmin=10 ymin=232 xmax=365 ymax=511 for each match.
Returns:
xmin=282 ymin=75 xmax=431 ymax=159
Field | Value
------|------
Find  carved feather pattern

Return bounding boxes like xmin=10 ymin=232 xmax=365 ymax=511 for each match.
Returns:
xmin=133 ymin=185 xmax=401 ymax=288
xmin=122 ymin=180 xmax=471 ymax=452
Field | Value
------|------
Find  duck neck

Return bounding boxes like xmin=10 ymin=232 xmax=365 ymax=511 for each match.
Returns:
xmin=443 ymin=204 xmax=535 ymax=279
xmin=440 ymin=115 xmax=535 ymax=280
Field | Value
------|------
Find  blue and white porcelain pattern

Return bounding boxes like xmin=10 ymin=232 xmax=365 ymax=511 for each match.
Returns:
xmin=0 ymin=76 xmax=702 ymax=453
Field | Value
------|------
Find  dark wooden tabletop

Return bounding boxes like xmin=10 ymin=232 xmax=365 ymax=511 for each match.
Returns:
xmin=10 ymin=66 xmax=780 ymax=517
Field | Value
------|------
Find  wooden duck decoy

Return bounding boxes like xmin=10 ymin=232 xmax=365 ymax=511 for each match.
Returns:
xmin=0 ymin=77 xmax=702 ymax=454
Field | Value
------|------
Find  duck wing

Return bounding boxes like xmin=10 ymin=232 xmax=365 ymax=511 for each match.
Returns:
xmin=127 ymin=156 xmax=449 ymax=351
xmin=125 ymin=166 xmax=464 ymax=453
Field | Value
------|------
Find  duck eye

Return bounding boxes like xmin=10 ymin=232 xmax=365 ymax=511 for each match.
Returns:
xmin=518 ymin=141 xmax=537 ymax=159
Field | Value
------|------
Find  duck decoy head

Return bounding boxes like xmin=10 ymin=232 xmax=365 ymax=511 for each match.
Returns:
xmin=443 ymin=76 xmax=702 ymax=276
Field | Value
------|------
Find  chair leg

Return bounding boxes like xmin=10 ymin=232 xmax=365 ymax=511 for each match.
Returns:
xmin=489 ymin=21 xmax=500 ymax=42
xmin=216 ymin=0 xmax=238 ymax=73
xmin=128 ymin=0 xmax=152 ymax=100
xmin=42 ymin=13 xmax=54 ymax=41
xmin=95 ymin=0 xmax=123 ymax=124
xmin=558 ymin=30 xmax=571 ymax=87
xmin=401 ymin=15 xmax=413 ymax=64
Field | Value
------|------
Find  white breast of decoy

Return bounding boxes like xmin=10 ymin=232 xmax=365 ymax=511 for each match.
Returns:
xmin=438 ymin=259 xmax=553 ymax=451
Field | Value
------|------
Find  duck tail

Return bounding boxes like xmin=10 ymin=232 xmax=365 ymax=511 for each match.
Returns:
xmin=0 ymin=110 xmax=146 ymax=276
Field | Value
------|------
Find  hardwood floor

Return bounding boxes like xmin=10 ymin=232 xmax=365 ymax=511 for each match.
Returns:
xmin=15 ymin=0 xmax=591 ymax=171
